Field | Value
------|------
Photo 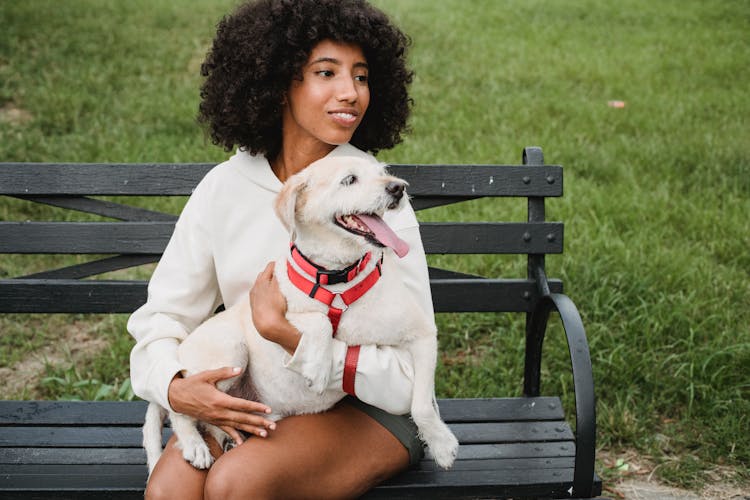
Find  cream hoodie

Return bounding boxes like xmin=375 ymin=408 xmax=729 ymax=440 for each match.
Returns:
xmin=127 ymin=144 xmax=435 ymax=415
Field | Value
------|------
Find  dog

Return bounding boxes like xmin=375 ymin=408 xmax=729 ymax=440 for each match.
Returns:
xmin=142 ymin=155 xmax=458 ymax=473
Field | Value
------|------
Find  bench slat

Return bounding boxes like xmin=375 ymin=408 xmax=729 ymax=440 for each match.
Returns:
xmin=12 ymin=195 xmax=177 ymax=222
xmin=0 ymin=163 xmax=215 ymax=196
xmin=0 ymin=163 xmax=562 ymax=197
xmin=0 ymin=441 xmax=576 ymax=465
xmin=0 ymin=279 xmax=562 ymax=313
xmin=370 ymin=468 xmax=576 ymax=499
xmin=0 ymin=222 xmax=562 ymax=255
xmin=0 ymin=421 xmax=571 ymax=448
xmin=0 ymin=464 xmax=580 ymax=499
xmin=0 ymin=398 xmax=563 ymax=425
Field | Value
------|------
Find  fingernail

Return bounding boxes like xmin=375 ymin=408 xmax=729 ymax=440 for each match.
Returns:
xmin=232 ymin=367 xmax=241 ymax=374
xmin=260 ymin=430 xmax=267 ymax=437
xmin=269 ymin=423 xmax=276 ymax=430
xmin=265 ymin=408 xmax=272 ymax=414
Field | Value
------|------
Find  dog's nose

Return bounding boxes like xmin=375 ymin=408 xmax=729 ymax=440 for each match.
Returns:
xmin=386 ymin=181 xmax=405 ymax=201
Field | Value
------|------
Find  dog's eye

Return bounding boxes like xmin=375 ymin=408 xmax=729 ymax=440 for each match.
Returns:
xmin=341 ymin=174 xmax=358 ymax=186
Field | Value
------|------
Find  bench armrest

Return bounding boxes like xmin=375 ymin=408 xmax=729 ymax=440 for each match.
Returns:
xmin=525 ymin=292 xmax=596 ymax=498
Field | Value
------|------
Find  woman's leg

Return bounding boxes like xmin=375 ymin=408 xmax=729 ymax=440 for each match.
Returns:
xmin=145 ymin=433 xmax=223 ymax=500
xmin=204 ymin=402 xmax=410 ymax=500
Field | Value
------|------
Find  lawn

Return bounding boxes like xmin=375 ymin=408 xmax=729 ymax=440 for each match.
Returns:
xmin=1 ymin=0 xmax=748 ymax=491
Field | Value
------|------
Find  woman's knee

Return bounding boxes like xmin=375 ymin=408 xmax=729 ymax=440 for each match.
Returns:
xmin=144 ymin=473 xmax=174 ymax=500
xmin=204 ymin=452 xmax=278 ymax=500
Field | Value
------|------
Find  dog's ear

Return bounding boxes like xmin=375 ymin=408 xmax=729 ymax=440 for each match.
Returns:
xmin=275 ymin=174 xmax=307 ymax=234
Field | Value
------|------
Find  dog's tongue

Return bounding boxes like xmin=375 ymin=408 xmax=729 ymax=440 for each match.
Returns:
xmin=355 ymin=214 xmax=410 ymax=258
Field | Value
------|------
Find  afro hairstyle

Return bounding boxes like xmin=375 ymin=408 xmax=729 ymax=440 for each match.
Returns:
xmin=197 ymin=0 xmax=414 ymax=158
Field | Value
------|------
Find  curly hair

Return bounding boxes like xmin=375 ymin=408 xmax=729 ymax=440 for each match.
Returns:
xmin=197 ymin=0 xmax=413 ymax=158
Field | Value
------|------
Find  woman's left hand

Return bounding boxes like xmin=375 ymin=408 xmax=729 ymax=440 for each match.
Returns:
xmin=250 ymin=262 xmax=300 ymax=354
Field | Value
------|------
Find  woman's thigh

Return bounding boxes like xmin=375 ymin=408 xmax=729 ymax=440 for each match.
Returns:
xmin=204 ymin=402 xmax=410 ymax=500
xmin=145 ymin=433 xmax=223 ymax=500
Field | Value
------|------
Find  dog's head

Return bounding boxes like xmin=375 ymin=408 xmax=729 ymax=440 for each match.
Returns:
xmin=275 ymin=156 xmax=409 ymax=264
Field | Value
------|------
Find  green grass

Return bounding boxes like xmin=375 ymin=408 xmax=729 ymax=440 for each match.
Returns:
xmin=1 ymin=0 xmax=748 ymax=490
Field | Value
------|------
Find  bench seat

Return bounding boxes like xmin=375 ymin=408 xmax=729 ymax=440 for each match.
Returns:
xmin=0 ymin=398 xmax=601 ymax=499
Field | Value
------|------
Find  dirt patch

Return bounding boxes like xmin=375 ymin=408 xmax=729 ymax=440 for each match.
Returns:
xmin=0 ymin=101 xmax=33 ymax=126
xmin=0 ymin=322 xmax=111 ymax=398
xmin=600 ymin=449 xmax=749 ymax=499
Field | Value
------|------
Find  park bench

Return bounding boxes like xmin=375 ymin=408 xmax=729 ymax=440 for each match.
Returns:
xmin=0 ymin=147 xmax=602 ymax=498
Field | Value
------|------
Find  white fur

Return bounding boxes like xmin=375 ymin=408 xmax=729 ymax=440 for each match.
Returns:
xmin=142 ymin=156 xmax=458 ymax=474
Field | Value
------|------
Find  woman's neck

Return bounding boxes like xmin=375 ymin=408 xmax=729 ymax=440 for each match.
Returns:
xmin=271 ymin=141 xmax=337 ymax=183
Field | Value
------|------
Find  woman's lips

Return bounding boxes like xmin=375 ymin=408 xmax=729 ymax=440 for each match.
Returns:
xmin=329 ymin=111 xmax=358 ymax=126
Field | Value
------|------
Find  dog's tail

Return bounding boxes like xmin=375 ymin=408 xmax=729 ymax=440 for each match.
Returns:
xmin=142 ymin=402 xmax=168 ymax=476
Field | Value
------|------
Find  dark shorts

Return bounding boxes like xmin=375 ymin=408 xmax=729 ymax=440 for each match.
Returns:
xmin=343 ymin=396 xmax=424 ymax=466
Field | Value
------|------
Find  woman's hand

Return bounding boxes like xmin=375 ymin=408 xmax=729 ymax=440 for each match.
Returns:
xmin=167 ymin=367 xmax=276 ymax=445
xmin=250 ymin=262 xmax=301 ymax=354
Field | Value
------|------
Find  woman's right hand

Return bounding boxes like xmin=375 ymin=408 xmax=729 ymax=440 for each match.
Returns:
xmin=167 ymin=367 xmax=276 ymax=445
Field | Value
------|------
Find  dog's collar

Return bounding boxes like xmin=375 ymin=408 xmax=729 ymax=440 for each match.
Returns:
xmin=286 ymin=251 xmax=382 ymax=335
xmin=289 ymin=243 xmax=372 ymax=285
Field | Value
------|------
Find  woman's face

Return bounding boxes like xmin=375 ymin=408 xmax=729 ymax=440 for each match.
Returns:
xmin=282 ymin=40 xmax=370 ymax=151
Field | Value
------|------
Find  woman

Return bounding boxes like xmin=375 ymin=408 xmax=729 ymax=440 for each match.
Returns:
xmin=128 ymin=0 xmax=433 ymax=498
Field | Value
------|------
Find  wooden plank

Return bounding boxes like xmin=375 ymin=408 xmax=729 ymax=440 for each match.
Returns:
xmin=0 ymin=278 xmax=563 ymax=314
xmin=420 ymin=222 xmax=562 ymax=254
xmin=0 ymin=492 xmax=142 ymax=500
xmin=450 ymin=442 xmax=576 ymax=460
xmin=0 ymin=280 xmax=148 ymax=313
xmin=0 ymin=163 xmax=562 ymax=197
xmin=19 ymin=255 xmax=160 ymax=280
xmin=412 ymin=456 xmax=574 ymax=472
xmin=0 ymin=465 xmax=600 ymax=499
xmin=450 ymin=421 xmax=573 ymax=444
xmin=370 ymin=467 xmax=577 ymax=499
xmin=1 ymin=447 xmax=146 ymax=465
xmin=0 ymin=163 xmax=214 ymax=196
xmin=12 ymin=195 xmax=177 ymax=222
xmin=0 ymin=222 xmax=562 ymax=255
xmin=0 ymin=222 xmax=172 ymax=254
xmin=436 ymin=397 xmax=564 ymax=422
xmin=430 ymin=278 xmax=563 ymax=312
xmin=0 ymin=441 xmax=576 ymax=465
xmin=0 ymin=398 xmax=562 ymax=425
xmin=0 ymin=427 xmax=168 ymax=448
xmin=0 ymin=421 xmax=571 ymax=448
xmin=0 ymin=464 xmax=147 ymax=490
xmin=389 ymin=164 xmax=563 ymax=197
xmin=0 ymin=401 xmax=148 ymax=425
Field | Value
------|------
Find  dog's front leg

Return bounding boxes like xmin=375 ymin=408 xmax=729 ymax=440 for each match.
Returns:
xmin=285 ymin=312 xmax=334 ymax=394
xmin=170 ymin=412 xmax=215 ymax=469
xmin=408 ymin=335 xmax=459 ymax=469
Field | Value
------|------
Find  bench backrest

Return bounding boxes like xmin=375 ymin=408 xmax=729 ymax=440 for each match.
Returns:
xmin=0 ymin=147 xmax=562 ymax=314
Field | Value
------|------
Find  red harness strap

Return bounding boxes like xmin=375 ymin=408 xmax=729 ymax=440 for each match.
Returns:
xmin=286 ymin=256 xmax=382 ymax=334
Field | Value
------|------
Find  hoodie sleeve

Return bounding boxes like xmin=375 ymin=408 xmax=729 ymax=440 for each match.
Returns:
xmin=127 ymin=178 xmax=222 ymax=411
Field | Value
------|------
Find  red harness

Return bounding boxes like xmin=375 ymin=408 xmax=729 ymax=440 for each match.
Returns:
xmin=286 ymin=244 xmax=382 ymax=334
xmin=286 ymin=244 xmax=383 ymax=396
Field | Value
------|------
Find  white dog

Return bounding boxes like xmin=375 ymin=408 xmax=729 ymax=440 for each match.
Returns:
xmin=142 ymin=156 xmax=458 ymax=473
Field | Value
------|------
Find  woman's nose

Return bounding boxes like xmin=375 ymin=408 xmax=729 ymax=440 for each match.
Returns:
xmin=336 ymin=78 xmax=358 ymax=103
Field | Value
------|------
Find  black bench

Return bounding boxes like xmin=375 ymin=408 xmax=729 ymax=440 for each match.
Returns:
xmin=0 ymin=147 xmax=602 ymax=498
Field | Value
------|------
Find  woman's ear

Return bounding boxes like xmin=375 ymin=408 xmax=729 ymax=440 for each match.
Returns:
xmin=274 ymin=174 xmax=306 ymax=235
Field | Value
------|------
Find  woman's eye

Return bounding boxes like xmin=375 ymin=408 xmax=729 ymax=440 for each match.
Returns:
xmin=341 ymin=174 xmax=358 ymax=186
xmin=355 ymin=74 xmax=368 ymax=83
xmin=316 ymin=70 xmax=334 ymax=77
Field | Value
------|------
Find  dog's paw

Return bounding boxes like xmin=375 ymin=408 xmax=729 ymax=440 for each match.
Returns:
xmin=179 ymin=438 xmax=214 ymax=470
xmin=428 ymin=429 xmax=459 ymax=469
